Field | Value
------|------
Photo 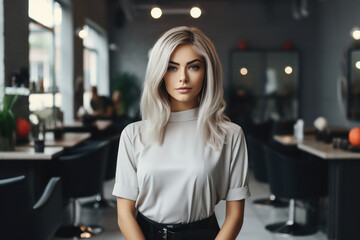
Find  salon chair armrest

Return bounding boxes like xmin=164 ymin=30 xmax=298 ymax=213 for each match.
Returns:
xmin=33 ymin=177 xmax=62 ymax=210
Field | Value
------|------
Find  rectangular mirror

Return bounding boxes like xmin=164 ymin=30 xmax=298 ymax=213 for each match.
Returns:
xmin=229 ymin=50 xmax=299 ymax=124
xmin=348 ymin=49 xmax=360 ymax=120
xmin=230 ymin=51 xmax=263 ymax=122
xmin=264 ymin=52 xmax=299 ymax=121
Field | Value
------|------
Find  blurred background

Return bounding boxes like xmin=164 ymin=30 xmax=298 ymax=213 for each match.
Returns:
xmin=1 ymin=0 xmax=360 ymax=240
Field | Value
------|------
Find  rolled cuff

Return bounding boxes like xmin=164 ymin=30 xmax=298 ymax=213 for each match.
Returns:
xmin=225 ymin=186 xmax=251 ymax=201
xmin=112 ymin=182 xmax=139 ymax=201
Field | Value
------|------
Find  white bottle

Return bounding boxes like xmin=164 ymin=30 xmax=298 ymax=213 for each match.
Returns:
xmin=294 ymin=119 xmax=304 ymax=141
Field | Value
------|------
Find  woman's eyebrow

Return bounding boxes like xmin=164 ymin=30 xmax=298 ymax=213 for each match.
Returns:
xmin=187 ymin=59 xmax=201 ymax=65
xmin=169 ymin=59 xmax=202 ymax=65
xmin=169 ymin=61 xmax=179 ymax=65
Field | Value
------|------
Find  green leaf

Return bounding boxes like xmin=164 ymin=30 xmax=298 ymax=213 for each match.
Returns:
xmin=2 ymin=95 xmax=11 ymax=112
xmin=7 ymin=110 xmax=15 ymax=129
xmin=3 ymin=111 xmax=15 ymax=142
xmin=8 ymin=94 xmax=19 ymax=111
xmin=0 ymin=94 xmax=17 ymax=148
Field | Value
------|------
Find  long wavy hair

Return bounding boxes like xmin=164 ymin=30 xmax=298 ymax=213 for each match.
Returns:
xmin=140 ymin=26 xmax=229 ymax=149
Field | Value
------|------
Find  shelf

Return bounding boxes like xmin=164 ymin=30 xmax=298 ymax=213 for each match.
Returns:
xmin=30 ymin=91 xmax=59 ymax=95
xmin=5 ymin=87 xmax=60 ymax=96
xmin=5 ymin=87 xmax=30 ymax=96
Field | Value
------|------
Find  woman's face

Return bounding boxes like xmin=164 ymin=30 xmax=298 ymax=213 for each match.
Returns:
xmin=163 ymin=44 xmax=205 ymax=112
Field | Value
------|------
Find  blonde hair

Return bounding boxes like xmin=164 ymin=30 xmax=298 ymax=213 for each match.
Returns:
xmin=140 ymin=26 xmax=228 ymax=149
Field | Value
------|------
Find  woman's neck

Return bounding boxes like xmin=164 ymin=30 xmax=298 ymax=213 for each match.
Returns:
xmin=170 ymin=100 xmax=199 ymax=112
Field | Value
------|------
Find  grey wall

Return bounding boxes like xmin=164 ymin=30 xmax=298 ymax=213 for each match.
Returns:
xmin=108 ymin=0 xmax=360 ymax=128
xmin=315 ymin=0 xmax=360 ymax=128
xmin=0 ymin=0 xmax=4 ymax=100
xmin=109 ymin=0 xmax=322 ymax=125
xmin=3 ymin=0 xmax=29 ymax=119
xmin=4 ymin=0 xmax=29 ymax=86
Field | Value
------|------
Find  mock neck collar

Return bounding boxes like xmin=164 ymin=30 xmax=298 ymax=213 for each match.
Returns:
xmin=169 ymin=108 xmax=199 ymax=122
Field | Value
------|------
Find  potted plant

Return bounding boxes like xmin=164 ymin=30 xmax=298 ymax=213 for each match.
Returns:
xmin=113 ymin=72 xmax=141 ymax=117
xmin=0 ymin=94 xmax=18 ymax=151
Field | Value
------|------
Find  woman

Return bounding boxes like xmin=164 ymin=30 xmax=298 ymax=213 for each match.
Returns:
xmin=113 ymin=26 xmax=250 ymax=240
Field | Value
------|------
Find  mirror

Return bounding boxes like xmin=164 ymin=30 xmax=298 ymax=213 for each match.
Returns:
xmin=230 ymin=51 xmax=263 ymax=122
xmin=229 ymin=50 xmax=299 ymax=124
xmin=348 ymin=49 xmax=360 ymax=120
xmin=264 ymin=52 xmax=299 ymax=121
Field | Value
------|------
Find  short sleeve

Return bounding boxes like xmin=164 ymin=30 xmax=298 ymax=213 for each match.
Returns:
xmin=112 ymin=125 xmax=139 ymax=200
xmin=225 ymin=127 xmax=251 ymax=201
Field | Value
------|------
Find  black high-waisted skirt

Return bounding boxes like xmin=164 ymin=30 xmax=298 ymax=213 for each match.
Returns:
xmin=136 ymin=212 xmax=220 ymax=240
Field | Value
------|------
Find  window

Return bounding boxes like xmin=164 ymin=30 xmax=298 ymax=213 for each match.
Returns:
xmin=29 ymin=0 xmax=54 ymax=28
xmin=28 ymin=0 xmax=63 ymax=126
xmin=82 ymin=23 xmax=109 ymax=113
xmin=0 ymin=0 xmax=4 ymax=100
xmin=83 ymin=47 xmax=98 ymax=111
xmin=29 ymin=22 xmax=54 ymax=94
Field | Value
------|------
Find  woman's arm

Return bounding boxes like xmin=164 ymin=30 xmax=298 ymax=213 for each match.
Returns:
xmin=117 ymin=197 xmax=146 ymax=240
xmin=215 ymin=200 xmax=245 ymax=240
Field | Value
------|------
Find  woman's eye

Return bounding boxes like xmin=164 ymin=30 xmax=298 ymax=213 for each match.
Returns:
xmin=189 ymin=65 xmax=200 ymax=70
xmin=167 ymin=66 xmax=177 ymax=71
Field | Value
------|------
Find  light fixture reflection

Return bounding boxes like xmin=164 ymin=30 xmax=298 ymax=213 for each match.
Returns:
xmin=356 ymin=61 xmax=360 ymax=70
xmin=151 ymin=7 xmax=162 ymax=19
xmin=240 ymin=67 xmax=248 ymax=76
xmin=79 ymin=29 xmax=87 ymax=39
xmin=80 ymin=232 xmax=91 ymax=238
xmin=284 ymin=66 xmax=293 ymax=74
xmin=190 ymin=7 xmax=202 ymax=18
xmin=54 ymin=4 xmax=62 ymax=25
xmin=352 ymin=27 xmax=360 ymax=40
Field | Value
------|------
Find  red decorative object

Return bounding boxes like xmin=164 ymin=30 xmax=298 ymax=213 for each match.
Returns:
xmin=282 ymin=41 xmax=293 ymax=51
xmin=16 ymin=118 xmax=31 ymax=137
xmin=349 ymin=127 xmax=360 ymax=146
xmin=238 ymin=40 xmax=248 ymax=50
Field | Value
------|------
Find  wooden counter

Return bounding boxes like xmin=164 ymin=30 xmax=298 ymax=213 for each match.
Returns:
xmin=275 ymin=135 xmax=360 ymax=159
xmin=26 ymin=132 xmax=91 ymax=148
xmin=274 ymin=135 xmax=302 ymax=146
xmin=43 ymin=132 xmax=90 ymax=148
xmin=65 ymin=120 xmax=112 ymax=131
xmin=0 ymin=146 xmax=64 ymax=160
xmin=298 ymin=138 xmax=360 ymax=160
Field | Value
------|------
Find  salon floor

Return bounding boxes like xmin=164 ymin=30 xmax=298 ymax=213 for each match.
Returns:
xmin=52 ymin=170 xmax=328 ymax=240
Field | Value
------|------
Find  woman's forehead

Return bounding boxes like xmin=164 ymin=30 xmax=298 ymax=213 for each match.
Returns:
xmin=169 ymin=44 xmax=204 ymax=62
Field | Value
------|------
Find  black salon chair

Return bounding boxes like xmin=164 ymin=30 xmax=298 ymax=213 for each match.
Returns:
xmin=263 ymin=144 xmax=328 ymax=236
xmin=0 ymin=175 xmax=62 ymax=240
xmin=248 ymin=135 xmax=288 ymax=207
xmin=271 ymin=119 xmax=296 ymax=136
xmin=55 ymin=140 xmax=109 ymax=239
xmin=82 ymin=133 xmax=120 ymax=209
xmin=247 ymin=120 xmax=289 ymax=207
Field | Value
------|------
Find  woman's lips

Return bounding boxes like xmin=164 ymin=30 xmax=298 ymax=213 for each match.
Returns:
xmin=176 ymin=87 xmax=191 ymax=93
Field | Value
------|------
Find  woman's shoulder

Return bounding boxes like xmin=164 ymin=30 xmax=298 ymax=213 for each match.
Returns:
xmin=122 ymin=120 xmax=144 ymax=138
xmin=223 ymin=121 xmax=245 ymax=138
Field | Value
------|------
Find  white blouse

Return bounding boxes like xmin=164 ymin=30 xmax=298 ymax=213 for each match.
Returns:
xmin=112 ymin=108 xmax=250 ymax=224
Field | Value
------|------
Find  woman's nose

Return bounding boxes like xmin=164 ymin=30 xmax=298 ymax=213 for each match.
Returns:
xmin=179 ymin=68 xmax=188 ymax=83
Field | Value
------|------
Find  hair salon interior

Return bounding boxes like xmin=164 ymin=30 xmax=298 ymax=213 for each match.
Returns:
xmin=1 ymin=0 xmax=360 ymax=239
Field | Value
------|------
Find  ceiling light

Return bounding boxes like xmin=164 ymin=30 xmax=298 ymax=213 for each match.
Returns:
xmin=151 ymin=7 xmax=162 ymax=19
xmin=240 ymin=67 xmax=248 ymax=76
xmin=77 ymin=28 xmax=87 ymax=39
xmin=356 ymin=61 xmax=360 ymax=70
xmin=190 ymin=7 xmax=201 ymax=18
xmin=351 ymin=27 xmax=360 ymax=40
xmin=284 ymin=66 xmax=293 ymax=74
